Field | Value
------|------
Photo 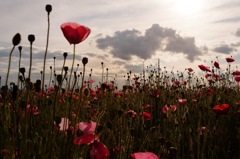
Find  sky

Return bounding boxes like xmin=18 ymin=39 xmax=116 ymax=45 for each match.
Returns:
xmin=1 ymin=0 xmax=240 ymax=88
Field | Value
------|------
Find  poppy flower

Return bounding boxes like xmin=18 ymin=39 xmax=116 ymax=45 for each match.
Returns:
xmin=139 ymin=112 xmax=151 ymax=120
xmin=235 ymin=76 xmax=240 ymax=82
xmin=213 ymin=61 xmax=220 ymax=69
xmin=74 ymin=121 xmax=98 ymax=145
xmin=90 ymin=140 xmax=110 ymax=159
xmin=213 ymin=104 xmax=230 ymax=115
xmin=186 ymin=68 xmax=193 ymax=72
xmin=61 ymin=22 xmax=91 ymax=44
xmin=232 ymin=70 xmax=240 ymax=76
xmin=131 ymin=152 xmax=159 ymax=159
xmin=162 ymin=105 xmax=169 ymax=113
xmin=178 ymin=99 xmax=187 ymax=105
xmin=198 ymin=64 xmax=211 ymax=72
xmin=226 ymin=57 xmax=235 ymax=63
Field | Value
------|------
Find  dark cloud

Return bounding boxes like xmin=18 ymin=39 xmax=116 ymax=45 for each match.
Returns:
xmin=0 ymin=46 xmax=82 ymax=61
xmin=235 ymin=28 xmax=240 ymax=37
xmin=212 ymin=44 xmax=235 ymax=54
xmin=214 ymin=16 xmax=240 ymax=23
xmin=231 ymin=42 xmax=240 ymax=47
xmin=96 ymin=24 xmax=203 ymax=62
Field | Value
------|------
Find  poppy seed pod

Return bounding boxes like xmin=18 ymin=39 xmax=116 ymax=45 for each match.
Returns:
xmin=18 ymin=46 xmax=22 ymax=52
xmin=12 ymin=33 xmax=21 ymax=46
xmin=28 ymin=34 xmax=35 ymax=44
xmin=63 ymin=52 xmax=68 ymax=59
xmin=82 ymin=57 xmax=88 ymax=65
xmin=45 ymin=4 xmax=52 ymax=14
xmin=19 ymin=67 xmax=26 ymax=75
xmin=64 ymin=66 xmax=68 ymax=72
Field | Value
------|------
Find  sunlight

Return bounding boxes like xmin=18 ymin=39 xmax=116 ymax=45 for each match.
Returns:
xmin=174 ymin=0 xmax=203 ymax=15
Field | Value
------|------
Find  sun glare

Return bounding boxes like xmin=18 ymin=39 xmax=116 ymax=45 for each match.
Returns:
xmin=174 ymin=0 xmax=203 ymax=15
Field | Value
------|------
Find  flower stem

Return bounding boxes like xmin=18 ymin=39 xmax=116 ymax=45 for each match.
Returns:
xmin=42 ymin=11 xmax=50 ymax=92
xmin=68 ymin=44 xmax=76 ymax=90
xmin=5 ymin=45 xmax=15 ymax=86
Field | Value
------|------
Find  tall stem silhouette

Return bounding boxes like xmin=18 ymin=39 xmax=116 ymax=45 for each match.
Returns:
xmin=42 ymin=6 xmax=51 ymax=93
xmin=5 ymin=46 xmax=15 ymax=86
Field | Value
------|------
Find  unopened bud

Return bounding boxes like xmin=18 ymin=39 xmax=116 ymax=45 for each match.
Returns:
xmin=45 ymin=4 xmax=52 ymax=14
xmin=12 ymin=33 xmax=21 ymax=46
xmin=82 ymin=57 xmax=88 ymax=66
xmin=28 ymin=34 xmax=35 ymax=44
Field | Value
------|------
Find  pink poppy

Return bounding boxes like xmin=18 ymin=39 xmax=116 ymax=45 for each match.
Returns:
xmin=131 ymin=152 xmax=159 ymax=159
xmin=90 ymin=141 xmax=110 ymax=159
xmin=74 ymin=121 xmax=98 ymax=145
xmin=77 ymin=121 xmax=97 ymax=133
xmin=226 ymin=57 xmax=235 ymax=63
xmin=61 ymin=22 xmax=91 ymax=44
xmin=162 ymin=105 xmax=169 ymax=113
xmin=178 ymin=99 xmax=187 ymax=105
xmin=126 ymin=110 xmax=137 ymax=117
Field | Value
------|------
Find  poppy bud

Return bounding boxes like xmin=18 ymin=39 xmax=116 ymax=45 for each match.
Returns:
xmin=64 ymin=67 xmax=68 ymax=72
xmin=12 ymin=33 xmax=21 ymax=46
xmin=19 ymin=67 xmax=25 ymax=75
xmin=18 ymin=46 xmax=22 ymax=52
xmin=28 ymin=34 xmax=35 ymax=44
xmin=57 ymin=75 xmax=62 ymax=84
xmin=63 ymin=52 xmax=68 ymax=59
xmin=82 ymin=57 xmax=88 ymax=66
xmin=45 ymin=4 xmax=52 ymax=14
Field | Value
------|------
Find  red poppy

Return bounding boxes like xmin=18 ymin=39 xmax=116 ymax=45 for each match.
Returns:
xmin=178 ymin=99 xmax=187 ymax=105
xmin=74 ymin=121 xmax=98 ymax=145
xmin=131 ymin=152 xmax=159 ymax=159
xmin=213 ymin=104 xmax=230 ymax=115
xmin=139 ymin=112 xmax=151 ymax=120
xmin=186 ymin=68 xmax=193 ymax=72
xmin=61 ymin=22 xmax=91 ymax=44
xmin=235 ymin=76 xmax=240 ymax=82
xmin=232 ymin=70 xmax=240 ymax=76
xmin=74 ymin=133 xmax=99 ymax=145
xmin=198 ymin=64 xmax=211 ymax=72
xmin=90 ymin=141 xmax=110 ymax=159
xmin=226 ymin=57 xmax=235 ymax=63
xmin=213 ymin=61 xmax=220 ymax=69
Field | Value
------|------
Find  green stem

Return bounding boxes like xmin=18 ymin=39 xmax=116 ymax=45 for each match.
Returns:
xmin=28 ymin=43 xmax=32 ymax=79
xmin=68 ymin=44 xmax=76 ymax=90
xmin=42 ymin=13 xmax=50 ymax=92
xmin=5 ymin=46 xmax=15 ymax=86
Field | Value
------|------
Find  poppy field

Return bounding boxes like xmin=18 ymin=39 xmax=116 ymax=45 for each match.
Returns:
xmin=0 ymin=4 xmax=240 ymax=159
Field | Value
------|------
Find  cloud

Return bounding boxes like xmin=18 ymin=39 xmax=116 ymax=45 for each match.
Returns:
xmin=212 ymin=44 xmax=235 ymax=54
xmin=214 ymin=16 xmax=240 ymax=23
xmin=235 ymin=28 xmax=240 ymax=37
xmin=96 ymin=24 xmax=202 ymax=62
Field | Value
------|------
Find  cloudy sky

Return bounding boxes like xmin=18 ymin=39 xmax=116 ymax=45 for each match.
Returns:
xmin=1 ymin=0 xmax=240 ymax=88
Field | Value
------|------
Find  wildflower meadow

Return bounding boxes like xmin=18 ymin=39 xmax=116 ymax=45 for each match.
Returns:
xmin=0 ymin=4 xmax=239 ymax=159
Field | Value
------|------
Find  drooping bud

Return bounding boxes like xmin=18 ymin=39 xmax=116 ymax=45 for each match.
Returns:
xmin=82 ymin=57 xmax=88 ymax=66
xmin=12 ymin=33 xmax=21 ymax=46
xmin=28 ymin=34 xmax=35 ymax=44
xmin=45 ymin=4 xmax=52 ymax=14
